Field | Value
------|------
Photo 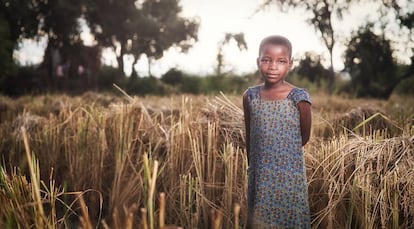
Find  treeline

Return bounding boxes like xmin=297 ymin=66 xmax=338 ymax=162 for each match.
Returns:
xmin=0 ymin=0 xmax=199 ymax=96
xmin=1 ymin=0 xmax=414 ymax=98
xmin=0 ymin=65 xmax=256 ymax=96
xmin=2 ymin=55 xmax=413 ymax=98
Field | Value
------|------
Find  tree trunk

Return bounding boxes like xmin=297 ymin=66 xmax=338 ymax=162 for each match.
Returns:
xmin=216 ymin=47 xmax=223 ymax=76
xmin=116 ymin=43 xmax=125 ymax=77
xmin=42 ymin=42 xmax=60 ymax=90
xmin=131 ymin=56 xmax=140 ymax=78
xmin=147 ymin=57 xmax=152 ymax=77
xmin=328 ymin=47 xmax=335 ymax=95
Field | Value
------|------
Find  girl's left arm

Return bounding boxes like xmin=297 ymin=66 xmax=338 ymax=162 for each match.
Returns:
xmin=242 ymin=91 xmax=251 ymax=162
xmin=298 ymin=101 xmax=312 ymax=146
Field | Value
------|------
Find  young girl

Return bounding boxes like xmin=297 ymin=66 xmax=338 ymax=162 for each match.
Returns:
xmin=243 ymin=35 xmax=312 ymax=228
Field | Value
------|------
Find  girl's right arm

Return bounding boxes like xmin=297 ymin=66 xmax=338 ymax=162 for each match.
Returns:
xmin=242 ymin=90 xmax=250 ymax=162
xmin=298 ymin=101 xmax=311 ymax=146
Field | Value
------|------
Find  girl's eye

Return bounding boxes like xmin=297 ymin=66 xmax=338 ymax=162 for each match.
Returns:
xmin=260 ymin=58 xmax=288 ymax=65
xmin=261 ymin=59 xmax=271 ymax=64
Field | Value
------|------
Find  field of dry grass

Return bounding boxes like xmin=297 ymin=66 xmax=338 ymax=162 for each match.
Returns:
xmin=0 ymin=91 xmax=413 ymax=228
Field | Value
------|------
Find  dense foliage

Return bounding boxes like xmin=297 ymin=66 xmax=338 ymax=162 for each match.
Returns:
xmin=344 ymin=27 xmax=396 ymax=98
xmin=0 ymin=1 xmax=413 ymax=98
xmin=0 ymin=0 xmax=199 ymax=94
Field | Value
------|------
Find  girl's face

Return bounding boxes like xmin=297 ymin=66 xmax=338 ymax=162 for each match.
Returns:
xmin=257 ymin=44 xmax=292 ymax=86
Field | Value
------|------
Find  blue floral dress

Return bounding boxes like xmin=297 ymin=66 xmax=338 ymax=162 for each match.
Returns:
xmin=246 ymin=85 xmax=311 ymax=228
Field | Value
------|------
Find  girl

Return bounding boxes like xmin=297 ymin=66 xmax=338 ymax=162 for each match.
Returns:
xmin=243 ymin=35 xmax=312 ymax=228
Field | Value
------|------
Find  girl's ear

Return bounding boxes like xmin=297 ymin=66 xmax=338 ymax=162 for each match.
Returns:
xmin=289 ymin=58 xmax=293 ymax=68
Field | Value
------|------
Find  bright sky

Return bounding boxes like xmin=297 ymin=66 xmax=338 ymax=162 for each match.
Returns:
xmin=15 ymin=0 xmax=408 ymax=77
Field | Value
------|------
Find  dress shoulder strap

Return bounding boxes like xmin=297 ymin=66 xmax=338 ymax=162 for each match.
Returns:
xmin=246 ymin=85 xmax=261 ymax=101
xmin=287 ymin=87 xmax=312 ymax=105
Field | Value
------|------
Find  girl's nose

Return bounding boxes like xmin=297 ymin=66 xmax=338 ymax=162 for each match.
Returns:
xmin=268 ymin=61 xmax=278 ymax=69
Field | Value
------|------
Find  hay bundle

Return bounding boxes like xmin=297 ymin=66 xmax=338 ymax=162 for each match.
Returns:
xmin=0 ymin=96 xmax=13 ymax=114
xmin=11 ymin=113 xmax=47 ymax=140
xmin=317 ymin=107 xmax=403 ymax=138
xmin=0 ymin=96 xmax=19 ymax=124
xmin=81 ymin=91 xmax=123 ymax=107
xmin=202 ymin=93 xmax=245 ymax=148
xmin=308 ymin=135 xmax=414 ymax=228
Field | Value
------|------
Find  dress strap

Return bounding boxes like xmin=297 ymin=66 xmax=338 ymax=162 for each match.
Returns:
xmin=287 ymin=88 xmax=312 ymax=105
xmin=247 ymin=85 xmax=261 ymax=101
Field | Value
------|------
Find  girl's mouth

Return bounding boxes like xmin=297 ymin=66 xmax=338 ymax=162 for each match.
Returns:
xmin=266 ymin=73 xmax=279 ymax=78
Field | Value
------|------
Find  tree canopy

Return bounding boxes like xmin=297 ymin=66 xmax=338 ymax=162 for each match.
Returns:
xmin=215 ymin=32 xmax=248 ymax=76
xmin=0 ymin=0 xmax=199 ymax=78
xmin=294 ymin=52 xmax=329 ymax=87
xmin=85 ymin=0 xmax=199 ymax=76
xmin=2 ymin=0 xmax=414 ymax=97
xmin=0 ymin=0 xmax=40 ymax=78
xmin=344 ymin=26 xmax=395 ymax=98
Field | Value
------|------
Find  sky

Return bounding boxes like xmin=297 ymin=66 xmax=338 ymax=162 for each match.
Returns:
xmin=14 ymin=0 xmax=409 ymax=77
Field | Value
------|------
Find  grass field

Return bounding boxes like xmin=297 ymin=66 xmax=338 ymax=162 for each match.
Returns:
xmin=0 ymin=91 xmax=413 ymax=228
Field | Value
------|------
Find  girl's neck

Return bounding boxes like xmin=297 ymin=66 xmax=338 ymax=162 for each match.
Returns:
xmin=263 ymin=80 xmax=287 ymax=90
xmin=260 ymin=81 xmax=293 ymax=100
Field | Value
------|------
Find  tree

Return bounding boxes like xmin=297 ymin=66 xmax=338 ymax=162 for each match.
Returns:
xmin=0 ymin=0 xmax=39 ymax=48
xmin=0 ymin=16 xmax=14 ymax=79
xmin=259 ymin=0 xmax=360 ymax=94
xmin=344 ymin=0 xmax=414 ymax=97
xmin=161 ymin=68 xmax=183 ymax=86
xmin=0 ymin=0 xmax=39 ymax=85
xmin=293 ymin=52 xmax=329 ymax=87
xmin=343 ymin=26 xmax=396 ymax=98
xmin=384 ymin=0 xmax=414 ymax=80
xmin=85 ymin=0 xmax=199 ymax=76
xmin=1 ymin=0 xmax=99 ymax=92
xmin=215 ymin=32 xmax=248 ymax=76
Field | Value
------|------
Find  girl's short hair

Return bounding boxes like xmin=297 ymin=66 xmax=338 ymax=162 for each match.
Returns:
xmin=259 ymin=35 xmax=292 ymax=58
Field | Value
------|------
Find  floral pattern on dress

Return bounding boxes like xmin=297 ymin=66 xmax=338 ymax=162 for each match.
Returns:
xmin=246 ymin=84 xmax=311 ymax=228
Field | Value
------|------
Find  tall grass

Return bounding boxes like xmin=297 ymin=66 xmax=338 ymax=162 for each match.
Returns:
xmin=0 ymin=126 xmax=81 ymax=228
xmin=0 ymin=92 xmax=413 ymax=228
xmin=306 ymin=135 xmax=414 ymax=228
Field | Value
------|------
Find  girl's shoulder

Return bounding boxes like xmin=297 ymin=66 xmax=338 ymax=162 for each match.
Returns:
xmin=245 ymin=84 xmax=262 ymax=100
xmin=288 ymin=87 xmax=312 ymax=105
xmin=247 ymin=84 xmax=262 ymax=91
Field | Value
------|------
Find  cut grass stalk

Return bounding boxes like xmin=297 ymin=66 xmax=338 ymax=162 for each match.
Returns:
xmin=159 ymin=192 xmax=165 ymax=228
xmin=21 ymin=126 xmax=48 ymax=228
xmin=78 ymin=194 xmax=93 ymax=229
xmin=143 ymin=153 xmax=159 ymax=229
xmin=141 ymin=208 xmax=148 ymax=229
xmin=234 ymin=203 xmax=240 ymax=229
xmin=210 ymin=208 xmax=223 ymax=229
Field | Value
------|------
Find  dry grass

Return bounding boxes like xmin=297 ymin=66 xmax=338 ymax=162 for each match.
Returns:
xmin=306 ymin=135 xmax=414 ymax=228
xmin=0 ymin=92 xmax=413 ymax=228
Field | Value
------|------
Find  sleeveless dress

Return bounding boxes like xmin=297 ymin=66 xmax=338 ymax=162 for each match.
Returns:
xmin=246 ymin=85 xmax=311 ymax=228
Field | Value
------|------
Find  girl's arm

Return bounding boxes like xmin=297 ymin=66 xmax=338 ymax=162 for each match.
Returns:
xmin=298 ymin=101 xmax=311 ymax=146
xmin=242 ymin=91 xmax=250 ymax=162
